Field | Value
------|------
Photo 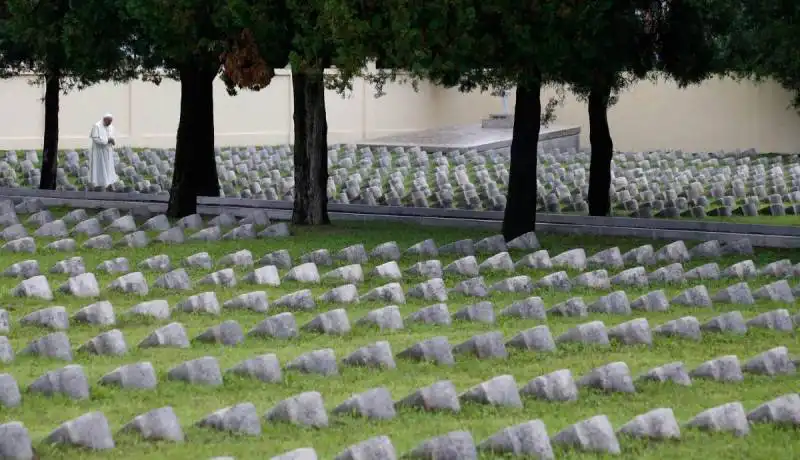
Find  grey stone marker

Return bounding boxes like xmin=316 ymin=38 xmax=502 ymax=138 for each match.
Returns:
xmin=459 ymin=374 xmax=522 ymax=408
xmin=45 ymin=411 xmax=115 ymax=450
xmin=360 ymin=282 xmax=406 ymax=304
xmin=506 ymin=325 xmax=556 ymax=352
xmin=406 ymin=430 xmax=477 ymax=460
xmin=286 ymin=349 xmax=338 ymax=376
xmin=108 ymin=271 xmax=149 ymax=296
xmin=371 ymin=241 xmax=401 ymax=261
xmin=686 ymin=402 xmax=750 ymax=437
xmin=520 ymin=369 xmax=578 ymax=402
xmin=548 ymin=297 xmax=588 ymax=317
xmin=551 ymin=415 xmax=620 ymax=454
xmin=20 ymin=331 xmax=73 ymax=361
xmin=0 ymin=422 xmax=33 ymax=459
xmin=20 ymin=306 xmax=69 ymax=330
xmin=183 ymin=252 xmax=213 ymax=270
xmin=407 ymin=278 xmax=448 ymax=301
xmin=319 ymin=284 xmax=359 ymax=304
xmin=248 ymin=312 xmax=298 ymax=339
xmin=223 ymin=291 xmax=269 ymax=313
xmin=332 ymin=387 xmax=396 ymax=420
xmin=99 ymin=362 xmax=158 ymax=389
xmin=743 ymin=346 xmax=796 ymax=376
xmin=335 ymin=435 xmax=397 ymax=460
xmin=747 ymin=394 xmax=800 ymax=426
xmin=395 ymin=380 xmax=460 ymax=413
xmin=12 ymin=275 xmax=53 ymax=300
xmin=587 ymin=247 xmax=624 ymax=269
xmin=608 ymin=318 xmax=652 ymax=345
xmin=243 ymin=265 xmax=281 ymax=286
xmin=453 ymin=301 xmax=495 ymax=323
xmin=685 ymin=262 xmax=721 ymax=281
xmin=588 ymin=291 xmax=631 ymax=315
xmin=127 ymin=299 xmax=170 ymax=320
xmin=477 ymin=420 xmax=553 ymax=459
xmin=199 ymin=268 xmax=237 ymax=288
xmin=638 ymin=362 xmax=692 ymax=386
xmin=154 ymin=268 xmax=193 ymax=291
xmin=515 ymin=250 xmax=552 ymax=270
xmin=195 ymin=320 xmax=245 ymax=345
xmin=617 ymin=408 xmax=681 ymax=440
xmin=700 ymin=311 xmax=747 ymax=334
xmin=273 ymin=289 xmax=316 ymax=311
xmin=121 ymin=406 xmax=184 ymax=442
xmin=175 ymin=291 xmax=221 ymax=315
xmin=500 ymin=297 xmax=546 ymax=320
xmin=406 ymin=260 xmax=443 ymax=279
xmin=453 ymin=331 xmax=507 ymax=359
xmin=271 ymin=447 xmax=318 ymax=460
xmin=343 ymin=341 xmax=396 ymax=369
xmin=73 ymin=300 xmax=115 ymax=326
xmin=712 ymin=282 xmax=755 ymax=305
xmin=406 ymin=303 xmax=451 ymax=326
xmin=746 ymin=309 xmax=793 ymax=332
xmin=168 ymin=356 xmax=223 ymax=386
xmin=138 ymin=322 xmax=190 ymax=348
xmin=652 ymin=316 xmax=701 ymax=341
xmin=690 ymin=355 xmax=743 ymax=382
xmin=753 ymin=280 xmax=796 ymax=303
xmin=397 ymin=336 xmax=455 ymax=365
xmin=264 ymin=391 xmax=328 ymax=428
xmin=556 ymin=321 xmax=609 ymax=346
xmin=577 ymin=362 xmax=636 ymax=393
xmin=227 ymin=354 xmax=282 ymax=383
xmin=285 ymin=262 xmax=321 ymax=283
xmin=356 ymin=305 xmax=404 ymax=331
xmin=0 ymin=373 xmax=21 ymax=408
xmin=610 ymin=267 xmax=648 ymax=288
xmin=197 ymin=402 xmax=262 ymax=435
xmin=0 ymin=336 xmax=13 ymax=363
xmin=79 ymin=329 xmax=128 ymax=356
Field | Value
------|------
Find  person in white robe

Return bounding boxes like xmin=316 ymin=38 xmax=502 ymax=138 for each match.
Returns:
xmin=89 ymin=113 xmax=119 ymax=188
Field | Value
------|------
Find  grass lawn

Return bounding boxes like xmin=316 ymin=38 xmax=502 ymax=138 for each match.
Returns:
xmin=1 ymin=211 xmax=799 ymax=459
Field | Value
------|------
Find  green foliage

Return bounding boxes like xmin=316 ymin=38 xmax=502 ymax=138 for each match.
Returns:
xmin=118 ymin=0 xmax=238 ymax=81
xmin=0 ymin=0 xmax=136 ymax=89
xmin=726 ymin=1 xmax=800 ymax=110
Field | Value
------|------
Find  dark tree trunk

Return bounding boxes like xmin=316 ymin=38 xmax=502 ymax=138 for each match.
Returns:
xmin=39 ymin=70 xmax=60 ymax=190
xmin=167 ymin=64 xmax=220 ymax=218
xmin=587 ymin=84 xmax=614 ymax=216
xmin=502 ymin=80 xmax=542 ymax=242
xmin=291 ymin=71 xmax=330 ymax=225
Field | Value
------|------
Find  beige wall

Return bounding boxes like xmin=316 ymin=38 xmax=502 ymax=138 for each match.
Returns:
xmin=1 ymin=71 xmax=799 ymax=153
xmin=436 ymin=78 xmax=800 ymax=153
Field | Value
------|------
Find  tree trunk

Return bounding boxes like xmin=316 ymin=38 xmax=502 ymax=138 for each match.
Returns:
xmin=501 ymin=80 xmax=542 ymax=242
xmin=291 ymin=71 xmax=330 ymax=225
xmin=587 ymin=84 xmax=614 ymax=216
xmin=167 ymin=64 xmax=220 ymax=218
xmin=39 ymin=70 xmax=60 ymax=190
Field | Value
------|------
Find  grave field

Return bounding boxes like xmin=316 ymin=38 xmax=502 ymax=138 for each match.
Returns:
xmin=0 ymin=200 xmax=799 ymax=459
xmin=2 ymin=144 xmax=799 ymax=223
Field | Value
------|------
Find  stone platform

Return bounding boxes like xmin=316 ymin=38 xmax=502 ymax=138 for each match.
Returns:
xmin=358 ymin=123 xmax=580 ymax=153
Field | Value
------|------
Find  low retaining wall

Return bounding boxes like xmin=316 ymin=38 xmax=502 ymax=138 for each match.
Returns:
xmin=0 ymin=187 xmax=797 ymax=248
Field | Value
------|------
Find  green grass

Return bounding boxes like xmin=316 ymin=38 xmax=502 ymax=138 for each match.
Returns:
xmin=1 ymin=212 xmax=800 ymax=459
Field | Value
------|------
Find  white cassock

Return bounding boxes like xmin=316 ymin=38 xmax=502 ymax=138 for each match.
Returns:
xmin=88 ymin=119 xmax=119 ymax=187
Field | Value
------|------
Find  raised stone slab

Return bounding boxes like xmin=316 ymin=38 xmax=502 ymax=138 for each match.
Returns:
xmin=358 ymin=124 xmax=580 ymax=153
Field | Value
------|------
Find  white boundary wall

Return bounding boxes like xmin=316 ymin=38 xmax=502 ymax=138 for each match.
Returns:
xmin=2 ymin=70 xmax=799 ymax=153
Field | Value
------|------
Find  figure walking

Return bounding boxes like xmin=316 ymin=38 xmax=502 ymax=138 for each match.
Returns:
xmin=89 ymin=113 xmax=119 ymax=188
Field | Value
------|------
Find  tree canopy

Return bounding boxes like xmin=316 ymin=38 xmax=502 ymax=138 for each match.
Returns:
xmin=0 ymin=0 xmax=136 ymax=189
xmin=116 ymin=0 xmax=243 ymax=216
xmin=726 ymin=1 xmax=800 ymax=110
